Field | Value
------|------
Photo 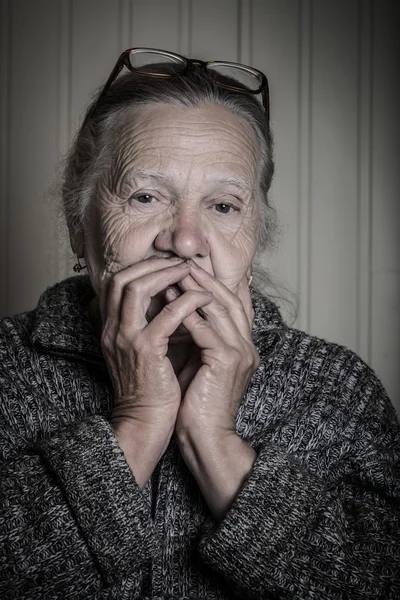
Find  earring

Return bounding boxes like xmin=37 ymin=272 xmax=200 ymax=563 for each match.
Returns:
xmin=73 ymin=257 xmax=87 ymax=273
xmin=248 ymin=275 xmax=253 ymax=287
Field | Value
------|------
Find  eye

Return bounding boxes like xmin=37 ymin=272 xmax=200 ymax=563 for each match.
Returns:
xmin=135 ymin=194 xmax=157 ymax=204
xmin=213 ymin=202 xmax=239 ymax=215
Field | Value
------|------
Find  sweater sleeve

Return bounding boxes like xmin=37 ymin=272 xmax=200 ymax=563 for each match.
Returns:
xmin=0 ymin=414 xmax=157 ymax=599
xmin=198 ymin=379 xmax=400 ymax=599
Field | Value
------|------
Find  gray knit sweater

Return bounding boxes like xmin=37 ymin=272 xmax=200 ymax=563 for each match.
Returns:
xmin=0 ymin=276 xmax=399 ymax=600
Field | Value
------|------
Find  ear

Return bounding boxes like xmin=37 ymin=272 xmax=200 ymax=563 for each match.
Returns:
xmin=69 ymin=228 xmax=84 ymax=258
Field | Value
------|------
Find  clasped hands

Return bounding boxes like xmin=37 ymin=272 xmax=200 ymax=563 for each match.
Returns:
xmin=100 ymin=257 xmax=259 ymax=519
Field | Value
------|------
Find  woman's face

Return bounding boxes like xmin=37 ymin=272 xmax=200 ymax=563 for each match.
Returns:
xmin=80 ymin=102 xmax=260 ymax=310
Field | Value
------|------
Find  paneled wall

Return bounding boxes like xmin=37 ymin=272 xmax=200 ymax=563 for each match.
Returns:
xmin=1 ymin=0 xmax=399 ymax=410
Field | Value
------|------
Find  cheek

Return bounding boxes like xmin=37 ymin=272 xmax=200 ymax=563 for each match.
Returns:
xmin=88 ymin=205 xmax=168 ymax=273
xmin=208 ymin=224 xmax=257 ymax=289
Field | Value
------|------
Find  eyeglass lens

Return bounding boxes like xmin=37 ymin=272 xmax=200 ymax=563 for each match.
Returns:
xmin=128 ymin=50 xmax=262 ymax=93
xmin=129 ymin=50 xmax=186 ymax=74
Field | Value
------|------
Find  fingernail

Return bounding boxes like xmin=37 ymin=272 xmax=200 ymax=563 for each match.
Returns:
xmin=187 ymin=259 xmax=199 ymax=268
xmin=166 ymin=286 xmax=180 ymax=298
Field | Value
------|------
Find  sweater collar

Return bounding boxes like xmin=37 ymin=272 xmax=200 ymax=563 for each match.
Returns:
xmin=31 ymin=275 xmax=285 ymax=362
xmin=31 ymin=275 xmax=103 ymax=362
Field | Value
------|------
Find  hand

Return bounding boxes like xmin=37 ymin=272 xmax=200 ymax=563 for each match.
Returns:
xmin=175 ymin=260 xmax=259 ymax=440
xmin=99 ymin=257 xmax=213 ymax=486
xmin=174 ymin=261 xmax=259 ymax=519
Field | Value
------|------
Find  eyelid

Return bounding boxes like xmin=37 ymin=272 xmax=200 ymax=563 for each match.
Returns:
xmin=211 ymin=201 xmax=241 ymax=215
xmin=211 ymin=195 xmax=242 ymax=207
xmin=129 ymin=190 xmax=165 ymax=202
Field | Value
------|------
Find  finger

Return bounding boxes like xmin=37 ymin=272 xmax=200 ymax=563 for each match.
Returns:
xmin=182 ymin=310 xmax=258 ymax=380
xmin=178 ymin=271 xmax=251 ymax=349
xmin=178 ymin=273 xmax=204 ymax=294
xmin=100 ymin=257 xmax=184 ymax=324
xmin=187 ymin=261 xmax=252 ymax=342
xmin=181 ymin=309 xmax=226 ymax=354
xmin=237 ymin=275 xmax=255 ymax=328
xmin=118 ymin=263 xmax=193 ymax=331
xmin=108 ymin=262 xmax=188 ymax=330
xmin=143 ymin=289 xmax=213 ymax=342
xmin=177 ymin=273 xmax=246 ymax=348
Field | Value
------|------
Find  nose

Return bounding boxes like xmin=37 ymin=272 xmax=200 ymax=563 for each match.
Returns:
xmin=154 ymin=209 xmax=210 ymax=259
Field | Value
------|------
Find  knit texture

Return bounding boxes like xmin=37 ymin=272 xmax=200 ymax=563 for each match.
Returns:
xmin=0 ymin=275 xmax=399 ymax=599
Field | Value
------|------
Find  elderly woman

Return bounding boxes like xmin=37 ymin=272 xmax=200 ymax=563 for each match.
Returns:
xmin=0 ymin=48 xmax=399 ymax=600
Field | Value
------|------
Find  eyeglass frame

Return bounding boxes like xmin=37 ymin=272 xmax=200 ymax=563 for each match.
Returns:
xmin=85 ymin=47 xmax=270 ymax=126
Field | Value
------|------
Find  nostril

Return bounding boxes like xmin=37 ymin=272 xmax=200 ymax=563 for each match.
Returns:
xmin=154 ymin=219 xmax=210 ymax=258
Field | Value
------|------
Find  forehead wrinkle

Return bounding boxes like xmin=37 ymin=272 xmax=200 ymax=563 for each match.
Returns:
xmin=114 ymin=145 xmax=257 ymax=190
xmin=108 ymin=105 xmax=259 ymax=195
xmin=116 ymin=133 xmax=256 ymax=166
xmin=115 ymin=108 xmax=257 ymax=157
xmin=119 ymin=160 xmax=257 ymax=197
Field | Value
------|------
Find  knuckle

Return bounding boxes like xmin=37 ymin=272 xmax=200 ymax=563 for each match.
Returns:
xmin=162 ymin=302 xmax=177 ymax=318
xmin=108 ymin=271 xmax=125 ymax=293
xmin=192 ymin=317 xmax=209 ymax=331
xmin=114 ymin=331 xmax=128 ymax=352
xmin=232 ymin=347 xmax=243 ymax=363
xmin=101 ymin=326 xmax=113 ymax=349
xmin=224 ymin=346 xmax=241 ymax=363
xmin=114 ymin=330 xmax=143 ymax=354
xmin=188 ymin=290 xmax=208 ymax=305
xmin=185 ymin=290 xmax=199 ymax=301
xmin=231 ymin=295 xmax=243 ymax=312
xmin=131 ymin=332 xmax=145 ymax=352
xmin=124 ymin=280 xmax=141 ymax=299
xmin=108 ymin=275 xmax=119 ymax=291
xmin=245 ymin=344 xmax=258 ymax=364
xmin=213 ymin=303 xmax=229 ymax=318
xmin=98 ymin=278 xmax=108 ymax=296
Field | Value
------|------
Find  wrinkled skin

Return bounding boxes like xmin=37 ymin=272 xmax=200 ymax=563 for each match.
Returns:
xmin=79 ymin=103 xmax=259 ymax=306
xmin=72 ymin=103 xmax=261 ymax=512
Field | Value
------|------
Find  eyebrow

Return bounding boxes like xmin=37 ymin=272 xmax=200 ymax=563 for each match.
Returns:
xmin=215 ymin=176 xmax=254 ymax=192
xmin=125 ymin=168 xmax=254 ymax=194
xmin=127 ymin=168 xmax=169 ymax=183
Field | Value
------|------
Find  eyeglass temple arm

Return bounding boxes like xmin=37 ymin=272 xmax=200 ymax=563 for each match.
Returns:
xmin=262 ymin=87 xmax=270 ymax=124
xmin=80 ymin=56 xmax=125 ymax=128
xmin=98 ymin=57 xmax=126 ymax=103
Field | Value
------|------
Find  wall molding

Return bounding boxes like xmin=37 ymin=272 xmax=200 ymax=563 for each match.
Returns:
xmin=297 ymin=0 xmax=313 ymax=332
xmin=0 ymin=0 xmax=10 ymax=316
xmin=55 ymin=0 xmax=73 ymax=281
xmin=238 ymin=0 xmax=252 ymax=65
xmin=357 ymin=0 xmax=373 ymax=363
xmin=119 ymin=0 xmax=132 ymax=49
xmin=178 ymin=0 xmax=191 ymax=56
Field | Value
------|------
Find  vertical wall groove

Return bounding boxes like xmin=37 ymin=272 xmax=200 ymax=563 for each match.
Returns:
xmin=238 ymin=0 xmax=252 ymax=65
xmin=119 ymin=0 xmax=131 ymax=49
xmin=297 ymin=0 xmax=312 ymax=331
xmin=357 ymin=0 xmax=373 ymax=363
xmin=178 ymin=0 xmax=191 ymax=56
xmin=0 ymin=0 xmax=10 ymax=316
xmin=56 ymin=0 xmax=73 ymax=280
